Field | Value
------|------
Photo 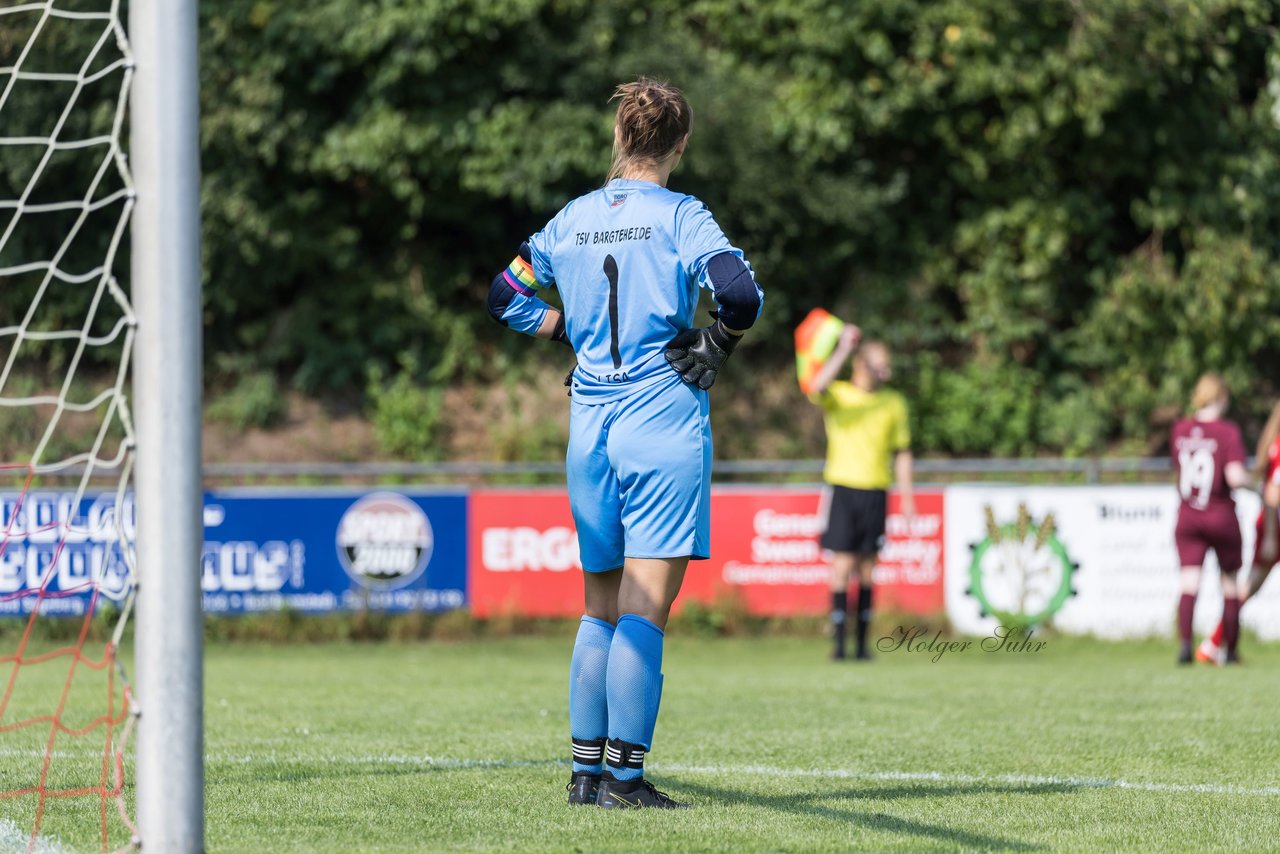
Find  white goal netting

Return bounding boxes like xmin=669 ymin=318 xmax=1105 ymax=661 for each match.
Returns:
xmin=0 ymin=1 xmax=138 ymax=851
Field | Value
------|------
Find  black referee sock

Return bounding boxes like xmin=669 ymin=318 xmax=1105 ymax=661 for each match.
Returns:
xmin=831 ymin=591 xmax=848 ymax=658
xmin=855 ymin=584 xmax=873 ymax=657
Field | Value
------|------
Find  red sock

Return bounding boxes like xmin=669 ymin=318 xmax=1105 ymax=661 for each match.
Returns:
xmin=1209 ymin=621 xmax=1224 ymax=647
xmin=1178 ymin=593 xmax=1196 ymax=646
xmin=1223 ymin=597 xmax=1241 ymax=655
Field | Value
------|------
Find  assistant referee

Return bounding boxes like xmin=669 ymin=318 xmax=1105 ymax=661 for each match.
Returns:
xmin=808 ymin=324 xmax=915 ymax=661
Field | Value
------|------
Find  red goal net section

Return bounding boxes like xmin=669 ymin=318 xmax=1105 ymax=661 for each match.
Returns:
xmin=0 ymin=2 xmax=139 ymax=852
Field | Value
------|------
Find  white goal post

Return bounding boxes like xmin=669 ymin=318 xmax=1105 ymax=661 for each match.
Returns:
xmin=130 ymin=0 xmax=204 ymax=851
xmin=0 ymin=0 xmax=202 ymax=849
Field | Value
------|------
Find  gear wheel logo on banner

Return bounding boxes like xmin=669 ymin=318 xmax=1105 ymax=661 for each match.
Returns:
xmin=966 ymin=503 xmax=1078 ymax=629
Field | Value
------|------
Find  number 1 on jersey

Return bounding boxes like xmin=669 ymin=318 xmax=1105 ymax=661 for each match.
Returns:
xmin=604 ymin=254 xmax=621 ymax=368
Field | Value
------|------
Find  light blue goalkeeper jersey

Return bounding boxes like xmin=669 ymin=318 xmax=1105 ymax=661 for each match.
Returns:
xmin=507 ymin=178 xmax=762 ymax=404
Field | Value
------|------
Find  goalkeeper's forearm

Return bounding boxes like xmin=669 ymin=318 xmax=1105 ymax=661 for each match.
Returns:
xmin=533 ymin=309 xmax=571 ymax=346
xmin=663 ymin=251 xmax=758 ymax=391
xmin=487 ymin=251 xmax=570 ymax=347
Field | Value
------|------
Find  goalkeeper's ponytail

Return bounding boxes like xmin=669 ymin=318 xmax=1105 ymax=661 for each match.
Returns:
xmin=606 ymin=77 xmax=692 ymax=185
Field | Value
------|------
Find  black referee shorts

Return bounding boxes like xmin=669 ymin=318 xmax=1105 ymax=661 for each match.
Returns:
xmin=819 ymin=485 xmax=887 ymax=555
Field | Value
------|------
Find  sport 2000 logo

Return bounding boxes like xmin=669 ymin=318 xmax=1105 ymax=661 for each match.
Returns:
xmin=335 ymin=493 xmax=434 ymax=590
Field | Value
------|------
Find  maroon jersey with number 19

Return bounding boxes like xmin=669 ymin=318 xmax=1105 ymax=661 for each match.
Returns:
xmin=1171 ymin=418 xmax=1245 ymax=571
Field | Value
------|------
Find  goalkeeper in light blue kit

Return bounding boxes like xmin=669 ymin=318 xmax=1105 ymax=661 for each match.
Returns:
xmin=487 ymin=78 xmax=763 ymax=809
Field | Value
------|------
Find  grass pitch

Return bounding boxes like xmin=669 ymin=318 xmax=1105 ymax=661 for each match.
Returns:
xmin=6 ymin=630 xmax=1280 ymax=852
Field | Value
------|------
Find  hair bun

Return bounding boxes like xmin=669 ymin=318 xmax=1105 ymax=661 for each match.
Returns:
xmin=606 ymin=77 xmax=692 ymax=182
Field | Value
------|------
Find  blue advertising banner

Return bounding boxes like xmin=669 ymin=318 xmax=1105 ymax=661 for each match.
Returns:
xmin=202 ymin=490 xmax=467 ymax=614
xmin=0 ymin=491 xmax=133 ymax=617
xmin=0 ymin=489 xmax=467 ymax=616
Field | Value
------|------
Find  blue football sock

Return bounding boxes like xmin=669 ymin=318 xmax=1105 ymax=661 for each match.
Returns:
xmin=606 ymin=614 xmax=664 ymax=781
xmin=569 ymin=615 xmax=614 ymax=773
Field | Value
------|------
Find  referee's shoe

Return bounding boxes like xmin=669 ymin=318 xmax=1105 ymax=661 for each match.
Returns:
xmin=596 ymin=772 xmax=691 ymax=809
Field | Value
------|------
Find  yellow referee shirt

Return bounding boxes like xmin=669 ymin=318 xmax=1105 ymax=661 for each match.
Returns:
xmin=813 ymin=381 xmax=911 ymax=490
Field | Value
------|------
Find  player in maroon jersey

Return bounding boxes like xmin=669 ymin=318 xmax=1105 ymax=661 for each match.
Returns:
xmin=1170 ymin=374 xmax=1250 ymax=665
xmin=1197 ymin=401 xmax=1280 ymax=665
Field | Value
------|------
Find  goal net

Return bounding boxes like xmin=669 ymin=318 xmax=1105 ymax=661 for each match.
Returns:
xmin=0 ymin=2 xmax=139 ymax=852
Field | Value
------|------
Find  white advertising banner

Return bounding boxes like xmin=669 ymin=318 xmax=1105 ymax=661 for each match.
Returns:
xmin=944 ymin=485 xmax=1280 ymax=640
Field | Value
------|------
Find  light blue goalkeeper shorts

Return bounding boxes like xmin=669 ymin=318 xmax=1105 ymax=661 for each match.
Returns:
xmin=567 ymin=373 xmax=712 ymax=573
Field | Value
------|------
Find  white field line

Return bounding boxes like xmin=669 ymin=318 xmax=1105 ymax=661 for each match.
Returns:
xmin=4 ymin=748 xmax=1279 ymax=797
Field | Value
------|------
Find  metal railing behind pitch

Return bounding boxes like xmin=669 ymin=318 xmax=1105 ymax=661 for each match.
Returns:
xmin=18 ymin=456 xmax=1184 ymax=487
xmin=192 ymin=456 xmax=1177 ymax=486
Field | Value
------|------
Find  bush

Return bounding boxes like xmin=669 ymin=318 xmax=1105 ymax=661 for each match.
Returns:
xmin=366 ymin=355 xmax=445 ymax=460
xmin=912 ymin=354 xmax=1040 ymax=457
xmin=206 ymin=371 xmax=288 ymax=431
xmin=1037 ymin=379 xmax=1110 ymax=457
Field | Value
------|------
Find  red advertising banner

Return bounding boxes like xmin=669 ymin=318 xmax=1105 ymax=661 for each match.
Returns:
xmin=467 ymin=488 xmax=945 ymax=618
xmin=699 ymin=490 xmax=829 ymax=613
xmin=468 ymin=490 xmax=583 ymax=618
xmin=875 ymin=491 xmax=945 ymax=614
xmin=702 ymin=489 xmax=945 ymax=616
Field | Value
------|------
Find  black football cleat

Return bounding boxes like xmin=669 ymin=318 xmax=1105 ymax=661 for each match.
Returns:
xmin=596 ymin=773 xmax=691 ymax=809
xmin=567 ymin=771 xmax=601 ymax=805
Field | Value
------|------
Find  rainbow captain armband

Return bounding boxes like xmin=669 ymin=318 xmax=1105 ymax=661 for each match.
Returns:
xmin=502 ymin=243 xmax=546 ymax=296
xmin=794 ymin=307 xmax=845 ymax=396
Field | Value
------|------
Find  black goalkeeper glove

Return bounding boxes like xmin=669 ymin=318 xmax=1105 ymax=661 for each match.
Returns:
xmin=664 ymin=321 xmax=740 ymax=390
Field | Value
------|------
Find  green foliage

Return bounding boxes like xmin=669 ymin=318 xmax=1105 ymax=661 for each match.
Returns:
xmin=366 ymin=355 xmax=444 ymax=460
xmin=1072 ymin=230 xmax=1280 ymax=439
xmin=0 ymin=13 xmax=133 ymax=374
xmin=206 ymin=371 xmax=289 ymax=431
xmin=0 ymin=371 xmax=131 ymax=466
xmin=485 ymin=414 xmax=566 ymax=465
xmin=913 ymin=354 xmax=1041 ymax=456
xmin=670 ymin=596 xmax=750 ymax=638
xmin=1036 ymin=378 xmax=1111 ymax=458
xmin=9 ymin=0 xmax=1280 ymax=455
xmin=194 ymin=0 xmax=1280 ymax=454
